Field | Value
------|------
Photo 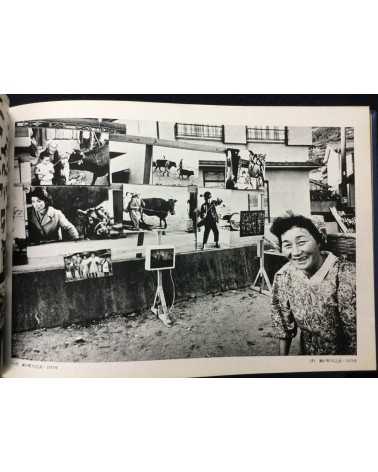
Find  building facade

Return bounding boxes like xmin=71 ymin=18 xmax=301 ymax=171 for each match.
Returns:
xmin=110 ymin=121 xmax=319 ymax=219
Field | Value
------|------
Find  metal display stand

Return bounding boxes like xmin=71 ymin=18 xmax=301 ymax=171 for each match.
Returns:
xmin=150 ymin=229 xmax=173 ymax=327
xmin=151 ymin=269 xmax=172 ymax=327
xmin=251 ymin=237 xmax=272 ymax=295
xmin=247 ymin=191 xmax=272 ymax=295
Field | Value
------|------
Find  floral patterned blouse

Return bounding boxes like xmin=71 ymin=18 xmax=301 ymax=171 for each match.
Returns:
xmin=271 ymin=252 xmax=356 ymax=355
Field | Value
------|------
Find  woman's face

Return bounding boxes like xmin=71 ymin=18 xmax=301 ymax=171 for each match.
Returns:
xmin=31 ymin=197 xmax=46 ymax=212
xmin=281 ymin=226 xmax=322 ymax=275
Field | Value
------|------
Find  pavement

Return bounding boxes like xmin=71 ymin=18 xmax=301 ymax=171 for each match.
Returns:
xmin=12 ymin=287 xmax=300 ymax=362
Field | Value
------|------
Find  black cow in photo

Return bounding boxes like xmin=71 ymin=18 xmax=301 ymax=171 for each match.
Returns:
xmin=69 ymin=144 xmax=110 ymax=185
xmin=141 ymin=198 xmax=177 ymax=229
xmin=178 ymin=168 xmax=194 ymax=180
xmin=152 ymin=159 xmax=177 ymax=176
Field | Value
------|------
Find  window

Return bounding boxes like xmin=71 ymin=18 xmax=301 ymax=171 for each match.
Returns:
xmin=175 ymin=123 xmax=223 ymax=140
xmin=45 ymin=128 xmax=80 ymax=140
xmin=247 ymin=126 xmax=286 ymax=143
xmin=15 ymin=127 xmax=29 ymax=138
xmin=203 ymin=169 xmax=225 ymax=188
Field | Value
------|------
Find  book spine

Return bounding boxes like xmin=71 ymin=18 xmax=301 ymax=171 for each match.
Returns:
xmin=0 ymin=95 xmax=10 ymax=374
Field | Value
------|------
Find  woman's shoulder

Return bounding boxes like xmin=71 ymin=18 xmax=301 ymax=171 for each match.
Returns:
xmin=335 ymin=257 xmax=356 ymax=279
xmin=274 ymin=260 xmax=294 ymax=281
xmin=326 ymin=251 xmax=355 ymax=273
xmin=324 ymin=252 xmax=356 ymax=284
xmin=47 ymin=207 xmax=64 ymax=218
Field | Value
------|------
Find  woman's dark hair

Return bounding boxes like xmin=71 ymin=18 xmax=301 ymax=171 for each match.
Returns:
xmin=30 ymin=187 xmax=52 ymax=209
xmin=270 ymin=214 xmax=324 ymax=249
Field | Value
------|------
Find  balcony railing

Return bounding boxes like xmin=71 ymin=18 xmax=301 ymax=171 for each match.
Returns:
xmin=175 ymin=123 xmax=223 ymax=141
xmin=247 ymin=126 xmax=286 ymax=143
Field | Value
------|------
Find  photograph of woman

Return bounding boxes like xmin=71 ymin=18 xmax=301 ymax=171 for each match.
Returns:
xmin=270 ymin=214 xmax=356 ymax=356
xmin=27 ymin=187 xmax=79 ymax=244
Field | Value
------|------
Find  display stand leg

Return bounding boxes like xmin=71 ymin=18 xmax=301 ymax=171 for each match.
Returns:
xmin=151 ymin=270 xmax=172 ymax=327
xmin=252 ymin=238 xmax=272 ymax=296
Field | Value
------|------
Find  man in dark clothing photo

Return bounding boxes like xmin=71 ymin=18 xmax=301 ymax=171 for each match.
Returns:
xmin=198 ymin=191 xmax=220 ymax=249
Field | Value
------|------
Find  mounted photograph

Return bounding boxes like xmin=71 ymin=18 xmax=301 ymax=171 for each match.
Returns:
xmin=64 ymin=249 xmax=112 ymax=282
xmin=14 ymin=118 xmax=125 ymax=186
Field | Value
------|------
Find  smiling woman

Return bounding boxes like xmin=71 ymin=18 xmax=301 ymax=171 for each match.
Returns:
xmin=270 ymin=214 xmax=356 ymax=356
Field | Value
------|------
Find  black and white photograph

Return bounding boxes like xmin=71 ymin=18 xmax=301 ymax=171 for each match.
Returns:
xmin=16 ymin=185 xmax=139 ymax=270
xmin=24 ymin=186 xmax=117 ymax=245
xmin=12 ymin=122 xmax=360 ymax=365
xmin=225 ymin=148 xmax=266 ymax=190
xmin=108 ymin=120 xmax=237 ymax=188
xmin=12 ymin=185 xmax=28 ymax=266
xmin=146 ymin=246 xmax=175 ymax=271
xmin=64 ymin=249 xmax=112 ymax=282
xmin=123 ymin=184 xmax=183 ymax=232
xmin=13 ymin=118 xmax=125 ymax=186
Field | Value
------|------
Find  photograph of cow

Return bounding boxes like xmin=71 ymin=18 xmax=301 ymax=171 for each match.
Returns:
xmin=123 ymin=184 xmax=184 ymax=232
xmin=14 ymin=119 xmax=114 ymax=186
xmin=121 ymin=184 xmax=265 ymax=253
xmin=151 ymin=148 xmax=206 ymax=187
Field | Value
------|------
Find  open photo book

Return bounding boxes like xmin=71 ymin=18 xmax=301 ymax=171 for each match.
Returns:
xmin=0 ymin=96 xmax=376 ymax=377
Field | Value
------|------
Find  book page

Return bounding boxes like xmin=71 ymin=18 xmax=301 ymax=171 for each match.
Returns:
xmin=0 ymin=95 xmax=11 ymax=373
xmin=4 ymin=100 xmax=376 ymax=377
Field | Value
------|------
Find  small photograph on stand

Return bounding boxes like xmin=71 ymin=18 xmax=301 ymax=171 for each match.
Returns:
xmin=145 ymin=246 xmax=175 ymax=271
xmin=64 ymin=249 xmax=112 ymax=283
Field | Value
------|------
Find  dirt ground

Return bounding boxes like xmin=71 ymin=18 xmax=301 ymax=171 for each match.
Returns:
xmin=12 ymin=288 xmax=300 ymax=362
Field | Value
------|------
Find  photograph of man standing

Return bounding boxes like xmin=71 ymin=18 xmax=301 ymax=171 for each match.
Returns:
xmin=198 ymin=191 xmax=220 ymax=249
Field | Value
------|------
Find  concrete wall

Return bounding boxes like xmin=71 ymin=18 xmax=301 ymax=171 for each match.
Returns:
xmin=266 ymin=169 xmax=311 ymax=217
xmin=12 ymin=234 xmax=354 ymax=333
xmin=13 ymin=246 xmax=262 ymax=333
xmin=157 ymin=123 xmax=310 ymax=163
xmin=121 ymin=120 xmax=158 ymax=138
xmin=248 ymin=142 xmax=309 ymax=163
xmin=287 ymin=127 xmax=312 ymax=146
xmin=158 ymin=122 xmax=176 ymax=141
